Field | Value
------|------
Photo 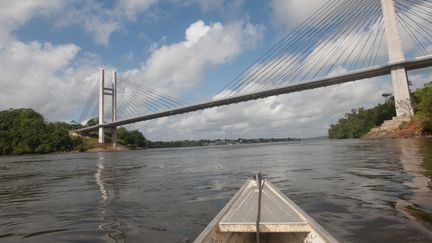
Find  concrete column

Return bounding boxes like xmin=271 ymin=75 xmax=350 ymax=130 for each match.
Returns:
xmin=111 ymin=69 xmax=118 ymax=146
xmin=98 ymin=67 xmax=105 ymax=144
xmin=381 ymin=0 xmax=413 ymax=118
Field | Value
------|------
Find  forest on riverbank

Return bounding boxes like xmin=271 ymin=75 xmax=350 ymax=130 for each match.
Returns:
xmin=0 ymin=108 xmax=300 ymax=155
xmin=0 ymin=108 xmax=147 ymax=155
xmin=328 ymin=81 xmax=432 ymax=139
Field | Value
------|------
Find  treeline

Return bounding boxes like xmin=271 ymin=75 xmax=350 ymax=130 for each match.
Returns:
xmin=147 ymin=137 xmax=301 ymax=148
xmin=82 ymin=119 xmax=147 ymax=148
xmin=328 ymin=100 xmax=395 ymax=138
xmin=415 ymin=82 xmax=432 ymax=133
xmin=148 ymin=140 xmax=209 ymax=148
xmin=0 ymin=109 xmax=149 ymax=155
xmin=0 ymin=108 xmax=84 ymax=154
xmin=117 ymin=127 xmax=148 ymax=148
xmin=328 ymin=81 xmax=432 ymax=139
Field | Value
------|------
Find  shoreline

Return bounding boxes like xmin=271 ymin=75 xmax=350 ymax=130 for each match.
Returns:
xmin=363 ymin=120 xmax=430 ymax=139
xmin=2 ymin=135 xmax=432 ymax=156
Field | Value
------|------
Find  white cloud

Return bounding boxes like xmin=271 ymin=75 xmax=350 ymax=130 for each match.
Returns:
xmin=121 ymin=50 xmax=135 ymax=62
xmin=185 ymin=21 xmax=211 ymax=47
xmin=270 ymin=0 xmax=328 ymax=28
xmin=197 ymin=0 xmax=244 ymax=14
xmin=0 ymin=1 xmax=102 ymax=120
xmin=0 ymin=38 xmax=101 ymax=120
xmin=0 ymin=0 xmax=158 ymax=46
xmin=147 ymin=35 xmax=167 ymax=53
xmin=0 ymin=0 xmax=66 ymax=43
xmin=118 ymin=0 xmax=158 ymax=20
xmin=54 ymin=0 xmax=158 ymax=46
xmin=173 ymin=0 xmax=245 ymax=18
xmin=194 ymin=0 xmax=225 ymax=11
xmin=123 ymin=20 xmax=265 ymax=95
xmin=407 ymin=67 xmax=432 ymax=90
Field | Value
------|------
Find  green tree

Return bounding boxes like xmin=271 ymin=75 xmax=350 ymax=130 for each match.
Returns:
xmin=0 ymin=108 xmax=84 ymax=155
xmin=414 ymin=81 xmax=432 ymax=133
xmin=117 ymin=127 xmax=148 ymax=148
xmin=329 ymin=81 xmax=432 ymax=138
xmin=414 ymin=82 xmax=432 ymax=116
xmin=328 ymin=99 xmax=395 ymax=139
xmin=86 ymin=117 xmax=98 ymax=126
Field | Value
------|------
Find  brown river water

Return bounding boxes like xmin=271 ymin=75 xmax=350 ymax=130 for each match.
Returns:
xmin=0 ymin=138 xmax=431 ymax=242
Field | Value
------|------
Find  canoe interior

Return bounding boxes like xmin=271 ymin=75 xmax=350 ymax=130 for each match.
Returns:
xmin=200 ymin=231 xmax=317 ymax=243
xmin=194 ymin=179 xmax=338 ymax=243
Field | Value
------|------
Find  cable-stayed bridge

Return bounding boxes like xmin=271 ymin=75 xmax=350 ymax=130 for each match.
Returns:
xmin=74 ymin=0 xmax=432 ymax=144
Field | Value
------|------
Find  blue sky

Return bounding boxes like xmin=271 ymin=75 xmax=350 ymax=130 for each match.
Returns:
xmin=1 ymin=0 xmax=431 ymax=140
xmin=12 ymin=0 xmax=285 ymax=104
xmin=14 ymin=1 xmax=268 ymax=70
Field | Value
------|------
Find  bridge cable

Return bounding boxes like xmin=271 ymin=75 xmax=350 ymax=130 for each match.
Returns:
xmin=223 ymin=0 xmax=381 ymax=96
xmin=215 ymin=0 xmax=345 ymax=97
xmin=119 ymin=78 xmax=187 ymax=107
xmin=79 ymin=77 xmax=99 ymax=123
xmin=396 ymin=1 xmax=432 ymax=52
xmin=239 ymin=0 xmax=363 ymax=94
xmin=227 ymin=0 xmax=358 ymax=95
xmin=238 ymin=0 xmax=380 ymax=95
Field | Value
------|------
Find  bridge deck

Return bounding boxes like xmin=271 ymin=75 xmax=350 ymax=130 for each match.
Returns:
xmin=75 ymin=54 xmax=432 ymax=133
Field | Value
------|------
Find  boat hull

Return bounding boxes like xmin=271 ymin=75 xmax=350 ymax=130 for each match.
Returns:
xmin=194 ymin=179 xmax=338 ymax=243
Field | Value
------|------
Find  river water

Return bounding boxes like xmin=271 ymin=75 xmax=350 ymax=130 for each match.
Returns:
xmin=0 ymin=138 xmax=431 ymax=242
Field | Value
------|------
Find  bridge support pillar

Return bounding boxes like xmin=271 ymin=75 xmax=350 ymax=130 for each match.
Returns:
xmin=381 ymin=0 xmax=414 ymax=119
xmin=111 ymin=69 xmax=117 ymax=146
xmin=98 ymin=67 xmax=105 ymax=144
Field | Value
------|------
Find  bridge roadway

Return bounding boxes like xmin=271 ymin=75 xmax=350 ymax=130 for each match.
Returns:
xmin=75 ymin=54 xmax=432 ymax=133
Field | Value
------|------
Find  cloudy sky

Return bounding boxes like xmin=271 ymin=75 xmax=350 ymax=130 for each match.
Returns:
xmin=1 ymin=0 xmax=431 ymax=140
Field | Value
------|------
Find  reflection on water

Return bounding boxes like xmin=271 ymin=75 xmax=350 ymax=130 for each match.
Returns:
xmin=95 ymin=156 xmax=127 ymax=242
xmin=96 ymin=157 xmax=108 ymax=202
xmin=0 ymin=138 xmax=431 ymax=242
xmin=396 ymin=139 xmax=432 ymax=235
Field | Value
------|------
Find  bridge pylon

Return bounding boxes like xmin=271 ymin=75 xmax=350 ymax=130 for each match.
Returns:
xmin=381 ymin=0 xmax=414 ymax=119
xmin=111 ymin=69 xmax=118 ymax=146
xmin=98 ymin=67 xmax=105 ymax=144
xmin=98 ymin=67 xmax=118 ymax=145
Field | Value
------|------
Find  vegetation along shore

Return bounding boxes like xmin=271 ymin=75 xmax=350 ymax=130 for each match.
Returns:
xmin=0 ymin=109 xmax=147 ymax=155
xmin=0 ymin=108 xmax=300 ymax=155
xmin=328 ymin=81 xmax=432 ymax=139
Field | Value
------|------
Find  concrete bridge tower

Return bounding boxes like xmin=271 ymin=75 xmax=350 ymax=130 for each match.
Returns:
xmin=381 ymin=0 xmax=414 ymax=119
xmin=111 ymin=69 xmax=118 ymax=146
xmin=98 ymin=67 xmax=118 ymax=145
xmin=98 ymin=68 xmax=105 ymax=144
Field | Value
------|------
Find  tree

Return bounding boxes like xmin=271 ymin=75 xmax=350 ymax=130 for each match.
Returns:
xmin=414 ymin=82 xmax=432 ymax=116
xmin=329 ymin=81 xmax=432 ymax=138
xmin=0 ymin=108 xmax=84 ymax=155
xmin=328 ymin=99 xmax=395 ymax=139
xmin=86 ymin=117 xmax=98 ymax=126
xmin=414 ymin=81 xmax=432 ymax=133
xmin=117 ymin=127 xmax=148 ymax=148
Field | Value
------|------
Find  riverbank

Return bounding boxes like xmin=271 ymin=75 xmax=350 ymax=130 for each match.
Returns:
xmin=84 ymin=142 xmax=130 ymax=153
xmin=363 ymin=117 xmax=431 ymax=139
xmin=329 ymin=81 xmax=432 ymax=140
xmin=0 ymin=108 xmax=149 ymax=155
xmin=363 ymin=121 xmax=422 ymax=139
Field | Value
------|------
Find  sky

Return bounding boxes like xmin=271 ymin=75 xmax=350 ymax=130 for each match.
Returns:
xmin=1 ymin=0 xmax=431 ymax=140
